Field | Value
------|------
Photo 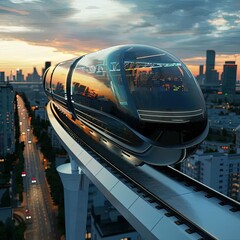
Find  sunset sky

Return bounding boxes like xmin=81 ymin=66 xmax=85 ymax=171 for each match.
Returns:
xmin=0 ymin=0 xmax=240 ymax=79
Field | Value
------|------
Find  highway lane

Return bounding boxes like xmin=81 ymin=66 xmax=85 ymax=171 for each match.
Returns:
xmin=16 ymin=95 xmax=58 ymax=240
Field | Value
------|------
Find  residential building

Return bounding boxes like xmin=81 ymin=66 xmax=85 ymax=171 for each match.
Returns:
xmin=205 ymin=50 xmax=216 ymax=85
xmin=0 ymin=82 xmax=15 ymax=157
xmin=0 ymin=72 xmax=5 ymax=82
xmin=181 ymin=152 xmax=240 ymax=201
xmin=222 ymin=61 xmax=237 ymax=94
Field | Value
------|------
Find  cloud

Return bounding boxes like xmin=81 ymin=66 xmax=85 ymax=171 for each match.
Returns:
xmin=0 ymin=5 xmax=28 ymax=15
xmin=115 ymin=0 xmax=240 ymax=57
xmin=0 ymin=0 xmax=239 ymax=61
xmin=10 ymin=0 xmax=40 ymax=3
xmin=0 ymin=26 xmax=37 ymax=32
xmin=0 ymin=0 xmax=133 ymax=54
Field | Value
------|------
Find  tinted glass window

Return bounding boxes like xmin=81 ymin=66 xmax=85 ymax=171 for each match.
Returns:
xmin=44 ymin=66 xmax=55 ymax=93
xmin=123 ymin=46 xmax=205 ymax=111
xmin=106 ymin=53 xmax=128 ymax=107
xmin=71 ymin=49 xmax=143 ymax=146
xmin=106 ymin=49 xmax=139 ymax=119
xmin=71 ymin=54 xmax=116 ymax=111
xmin=51 ymin=60 xmax=73 ymax=98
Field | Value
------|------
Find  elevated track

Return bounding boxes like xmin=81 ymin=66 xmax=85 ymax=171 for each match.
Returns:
xmin=47 ymin=101 xmax=240 ymax=240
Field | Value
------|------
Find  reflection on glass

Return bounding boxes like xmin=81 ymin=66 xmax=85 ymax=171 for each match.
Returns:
xmin=52 ymin=60 xmax=73 ymax=98
xmin=71 ymin=54 xmax=116 ymax=110
xmin=125 ymin=62 xmax=185 ymax=92
xmin=44 ymin=66 xmax=55 ymax=93
xmin=122 ymin=46 xmax=204 ymax=112
xmin=70 ymin=49 xmax=143 ymax=146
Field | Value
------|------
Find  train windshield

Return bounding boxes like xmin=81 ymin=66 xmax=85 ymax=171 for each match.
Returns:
xmin=123 ymin=46 xmax=205 ymax=112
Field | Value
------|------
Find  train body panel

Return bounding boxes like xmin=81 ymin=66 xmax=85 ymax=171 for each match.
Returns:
xmin=43 ymin=44 xmax=208 ymax=165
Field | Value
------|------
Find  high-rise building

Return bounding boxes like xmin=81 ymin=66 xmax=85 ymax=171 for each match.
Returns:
xmin=199 ymin=65 xmax=204 ymax=76
xmin=221 ymin=61 xmax=237 ymax=94
xmin=197 ymin=65 xmax=204 ymax=84
xmin=42 ymin=61 xmax=51 ymax=77
xmin=211 ymin=69 xmax=219 ymax=85
xmin=26 ymin=67 xmax=40 ymax=82
xmin=45 ymin=61 xmax=51 ymax=71
xmin=236 ymin=126 xmax=240 ymax=153
xmin=205 ymin=50 xmax=216 ymax=85
xmin=16 ymin=69 xmax=24 ymax=82
xmin=0 ymin=82 xmax=15 ymax=157
xmin=0 ymin=72 xmax=5 ymax=82
xmin=181 ymin=152 xmax=240 ymax=201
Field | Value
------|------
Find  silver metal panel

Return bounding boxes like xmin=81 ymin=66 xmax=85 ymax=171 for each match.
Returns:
xmin=77 ymin=149 xmax=93 ymax=165
xmin=141 ymin=165 xmax=192 ymax=198
xmin=141 ymin=165 xmax=240 ymax=239
xmin=110 ymin=181 xmax=139 ymax=209
xmin=96 ymin=168 xmax=119 ymax=191
xmin=152 ymin=215 xmax=200 ymax=240
xmin=128 ymin=197 xmax=164 ymax=230
xmin=85 ymin=157 xmax=103 ymax=176
xmin=167 ymin=191 xmax=240 ymax=240
xmin=47 ymin=102 xmax=240 ymax=240
xmin=70 ymin=142 xmax=84 ymax=159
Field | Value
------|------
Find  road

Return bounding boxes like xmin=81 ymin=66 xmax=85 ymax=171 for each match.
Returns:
xmin=16 ymin=95 xmax=58 ymax=240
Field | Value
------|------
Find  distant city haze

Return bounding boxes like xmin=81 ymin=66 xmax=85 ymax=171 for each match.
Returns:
xmin=0 ymin=0 xmax=239 ymax=79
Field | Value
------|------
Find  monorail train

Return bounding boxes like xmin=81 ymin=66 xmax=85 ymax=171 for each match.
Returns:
xmin=43 ymin=44 xmax=208 ymax=166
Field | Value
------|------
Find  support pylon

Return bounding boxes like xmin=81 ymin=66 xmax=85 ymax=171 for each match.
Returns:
xmin=57 ymin=156 xmax=89 ymax=240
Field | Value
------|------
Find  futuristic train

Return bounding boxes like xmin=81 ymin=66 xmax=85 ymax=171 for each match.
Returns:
xmin=43 ymin=44 xmax=208 ymax=166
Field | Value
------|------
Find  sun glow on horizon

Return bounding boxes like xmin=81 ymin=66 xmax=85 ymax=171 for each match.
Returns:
xmin=0 ymin=40 xmax=78 ymax=76
xmin=184 ymin=55 xmax=240 ymax=80
xmin=0 ymin=40 xmax=239 ymax=81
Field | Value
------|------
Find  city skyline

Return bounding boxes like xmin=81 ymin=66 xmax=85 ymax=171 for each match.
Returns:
xmin=0 ymin=0 xmax=240 ymax=79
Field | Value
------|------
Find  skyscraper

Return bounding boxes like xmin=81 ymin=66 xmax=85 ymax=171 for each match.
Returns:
xmin=26 ymin=67 xmax=40 ymax=82
xmin=197 ymin=65 xmax=204 ymax=84
xmin=199 ymin=65 xmax=204 ymax=76
xmin=205 ymin=50 xmax=216 ymax=84
xmin=0 ymin=82 xmax=15 ymax=156
xmin=16 ymin=69 xmax=24 ymax=82
xmin=42 ymin=61 xmax=51 ymax=77
xmin=0 ymin=72 xmax=5 ymax=82
xmin=222 ymin=61 xmax=237 ymax=94
xmin=45 ymin=61 xmax=51 ymax=71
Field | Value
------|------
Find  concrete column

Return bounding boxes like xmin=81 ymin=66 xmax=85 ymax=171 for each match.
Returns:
xmin=70 ymin=156 xmax=79 ymax=175
xmin=57 ymin=159 xmax=89 ymax=240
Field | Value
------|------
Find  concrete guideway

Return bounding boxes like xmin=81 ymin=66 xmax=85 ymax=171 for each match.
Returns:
xmin=47 ymin=101 xmax=240 ymax=240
